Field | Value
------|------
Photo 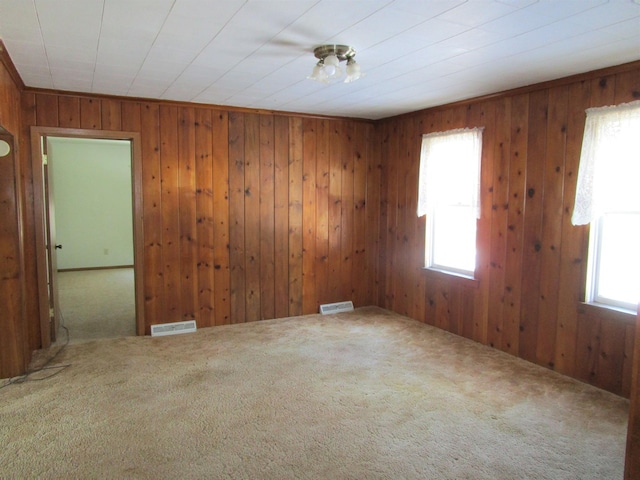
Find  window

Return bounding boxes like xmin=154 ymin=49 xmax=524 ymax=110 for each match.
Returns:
xmin=417 ymin=128 xmax=483 ymax=276
xmin=572 ymin=100 xmax=640 ymax=311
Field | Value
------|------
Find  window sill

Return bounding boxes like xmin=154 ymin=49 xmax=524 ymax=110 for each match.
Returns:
xmin=578 ymin=301 xmax=637 ymax=324
xmin=422 ymin=267 xmax=480 ymax=288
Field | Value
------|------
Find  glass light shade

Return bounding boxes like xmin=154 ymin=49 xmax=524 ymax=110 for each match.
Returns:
xmin=324 ymin=54 xmax=339 ymax=67
xmin=307 ymin=46 xmax=361 ymax=84
xmin=308 ymin=63 xmax=329 ymax=83
xmin=308 ymin=63 xmax=323 ymax=79
xmin=344 ymin=61 xmax=361 ymax=83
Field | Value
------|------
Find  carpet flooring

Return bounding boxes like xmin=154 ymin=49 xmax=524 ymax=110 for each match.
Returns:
xmin=0 ymin=307 xmax=629 ymax=479
xmin=58 ymin=268 xmax=136 ymax=342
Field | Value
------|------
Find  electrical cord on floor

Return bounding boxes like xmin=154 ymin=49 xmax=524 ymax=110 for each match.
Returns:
xmin=0 ymin=312 xmax=72 ymax=390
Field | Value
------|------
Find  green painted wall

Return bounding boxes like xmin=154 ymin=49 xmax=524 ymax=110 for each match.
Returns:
xmin=49 ymin=137 xmax=133 ymax=270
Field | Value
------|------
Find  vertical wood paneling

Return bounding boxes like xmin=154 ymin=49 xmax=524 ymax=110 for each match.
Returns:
xmin=417 ymin=112 xmax=442 ymax=326
xmin=120 ymin=102 xmax=142 ymax=334
xmin=195 ymin=108 xmax=215 ymax=327
xmin=244 ymin=113 xmax=261 ymax=322
xmin=20 ymin=92 xmax=41 ymax=353
xmin=288 ymin=117 xmax=303 ymax=317
xmin=376 ymin=123 xmax=389 ymax=308
xmin=598 ymin=317 xmax=627 ymax=394
xmin=376 ymin=63 xmax=640 ymax=397
xmin=160 ymin=105 xmax=181 ymax=323
xmin=554 ymin=80 xmax=590 ymax=376
xmin=383 ymin=122 xmax=399 ymax=310
xmin=9 ymin=34 xmax=393 ymax=408
xmin=58 ymin=96 xmax=80 ymax=128
xmin=212 ymin=110 xmax=230 ymax=325
xmin=274 ymin=116 xmax=289 ymax=318
xmin=259 ymin=115 xmax=275 ymax=320
xmin=12 ymin=62 xmax=638 ymax=397
xmin=623 ymin=322 xmax=635 ymax=398
xmin=0 ymin=52 xmax=27 ymax=378
xmin=340 ymin=122 xmax=354 ymax=304
xmin=487 ymin=98 xmax=511 ymax=350
xmin=101 ymin=99 xmax=122 ymax=131
xmin=502 ymin=94 xmax=529 ymax=356
xmin=178 ymin=107 xmax=197 ymax=321
xmin=518 ymin=90 xmax=548 ymax=363
xmin=140 ymin=103 xmax=163 ymax=332
xmin=575 ymin=307 xmax=602 ymax=385
xmin=0 ymin=131 xmax=24 ymax=377
xmin=470 ymin=101 xmax=494 ymax=345
xmin=364 ymin=123 xmax=380 ymax=307
xmin=301 ymin=118 xmax=317 ymax=315
xmin=121 ymin=101 xmax=141 ymax=132
xmin=80 ymin=98 xmax=101 ymax=129
xmin=535 ymin=85 xmax=568 ymax=368
xmin=405 ymin=119 xmax=424 ymax=322
xmin=14 ymin=87 xmax=378 ymax=378
xmin=228 ymin=112 xmax=246 ymax=323
xmin=614 ymin=69 xmax=640 ymax=104
xmin=625 ymin=308 xmax=640 ymax=478
xmin=394 ymin=118 xmax=409 ymax=316
xmin=315 ymin=120 xmax=330 ymax=309
xmin=35 ymin=94 xmax=58 ymax=127
xmin=352 ymin=122 xmax=367 ymax=307
xmin=328 ymin=121 xmax=343 ymax=303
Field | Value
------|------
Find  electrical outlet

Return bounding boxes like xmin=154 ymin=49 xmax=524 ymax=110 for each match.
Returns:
xmin=104 ymin=248 xmax=109 ymax=255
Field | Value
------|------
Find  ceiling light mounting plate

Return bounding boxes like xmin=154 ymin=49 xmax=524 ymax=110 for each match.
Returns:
xmin=313 ymin=44 xmax=356 ymax=61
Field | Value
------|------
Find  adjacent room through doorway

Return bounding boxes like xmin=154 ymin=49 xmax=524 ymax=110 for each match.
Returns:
xmin=47 ymin=136 xmax=135 ymax=343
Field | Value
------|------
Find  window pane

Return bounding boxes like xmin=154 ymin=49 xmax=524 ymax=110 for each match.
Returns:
xmin=431 ymin=205 xmax=476 ymax=273
xmin=596 ymin=213 xmax=640 ymax=308
xmin=419 ymin=128 xmax=482 ymax=276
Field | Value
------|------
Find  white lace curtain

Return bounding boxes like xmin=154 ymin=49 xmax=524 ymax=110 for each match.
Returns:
xmin=572 ymin=100 xmax=640 ymax=225
xmin=417 ymin=127 xmax=483 ymax=218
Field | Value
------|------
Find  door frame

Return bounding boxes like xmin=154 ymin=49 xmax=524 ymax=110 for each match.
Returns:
xmin=30 ymin=126 xmax=144 ymax=346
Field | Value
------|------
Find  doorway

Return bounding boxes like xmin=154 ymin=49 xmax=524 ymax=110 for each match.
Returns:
xmin=31 ymin=127 xmax=144 ymax=347
xmin=49 ymin=137 xmax=135 ymax=342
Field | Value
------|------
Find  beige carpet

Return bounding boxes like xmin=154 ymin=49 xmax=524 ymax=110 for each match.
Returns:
xmin=58 ymin=268 xmax=136 ymax=342
xmin=0 ymin=307 xmax=629 ymax=479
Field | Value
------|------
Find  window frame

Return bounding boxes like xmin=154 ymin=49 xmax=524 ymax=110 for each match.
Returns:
xmin=418 ymin=128 xmax=483 ymax=279
xmin=585 ymin=211 xmax=640 ymax=312
xmin=425 ymin=204 xmax=478 ymax=278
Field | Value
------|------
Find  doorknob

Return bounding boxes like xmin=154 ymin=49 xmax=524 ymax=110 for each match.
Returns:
xmin=55 ymin=244 xmax=63 ymax=249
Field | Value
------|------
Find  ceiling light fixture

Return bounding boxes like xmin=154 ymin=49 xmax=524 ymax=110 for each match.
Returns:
xmin=307 ymin=44 xmax=363 ymax=84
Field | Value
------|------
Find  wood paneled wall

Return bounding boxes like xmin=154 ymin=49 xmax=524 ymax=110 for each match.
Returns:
xmin=0 ymin=44 xmax=27 ymax=378
xmin=17 ymin=93 xmax=379 ymax=346
xmin=3 ymin=46 xmax=639 ymax=398
xmin=376 ymin=62 xmax=640 ymax=396
xmin=625 ymin=305 xmax=640 ymax=478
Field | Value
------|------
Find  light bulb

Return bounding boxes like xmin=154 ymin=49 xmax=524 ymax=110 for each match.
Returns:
xmin=324 ymin=64 xmax=336 ymax=76
xmin=324 ymin=54 xmax=339 ymax=67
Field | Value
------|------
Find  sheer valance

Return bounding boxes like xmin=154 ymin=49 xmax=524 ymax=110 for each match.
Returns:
xmin=417 ymin=127 xmax=483 ymax=218
xmin=572 ymin=100 xmax=640 ymax=225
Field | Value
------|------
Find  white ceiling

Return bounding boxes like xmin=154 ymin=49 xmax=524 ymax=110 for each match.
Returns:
xmin=0 ymin=0 xmax=639 ymax=120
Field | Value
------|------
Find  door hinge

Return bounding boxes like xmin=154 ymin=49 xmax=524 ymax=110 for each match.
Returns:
xmin=42 ymin=154 xmax=48 ymax=165
xmin=49 ymin=307 xmax=54 ymax=319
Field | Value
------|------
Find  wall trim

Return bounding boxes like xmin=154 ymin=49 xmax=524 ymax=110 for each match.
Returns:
xmin=0 ymin=40 xmax=25 ymax=91
xmin=30 ymin=126 xmax=145 ymax=344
